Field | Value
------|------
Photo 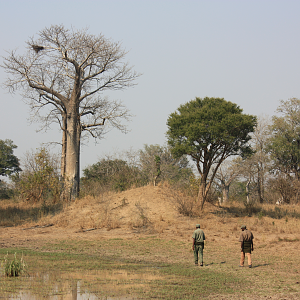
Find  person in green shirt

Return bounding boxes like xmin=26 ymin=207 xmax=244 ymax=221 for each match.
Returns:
xmin=192 ymin=224 xmax=206 ymax=266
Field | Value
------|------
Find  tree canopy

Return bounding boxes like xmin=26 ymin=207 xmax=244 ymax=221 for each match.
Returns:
xmin=82 ymin=158 xmax=138 ymax=192
xmin=0 ymin=139 xmax=21 ymax=177
xmin=267 ymin=98 xmax=300 ymax=179
xmin=166 ymin=97 xmax=257 ymax=209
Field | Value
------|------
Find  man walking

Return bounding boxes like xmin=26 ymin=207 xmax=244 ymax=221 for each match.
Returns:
xmin=239 ymin=225 xmax=254 ymax=268
xmin=192 ymin=224 xmax=205 ymax=266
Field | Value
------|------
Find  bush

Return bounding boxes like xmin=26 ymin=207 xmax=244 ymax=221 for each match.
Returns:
xmin=12 ymin=148 xmax=61 ymax=203
xmin=243 ymin=200 xmax=260 ymax=216
xmin=0 ymin=180 xmax=14 ymax=199
xmin=82 ymin=158 xmax=146 ymax=194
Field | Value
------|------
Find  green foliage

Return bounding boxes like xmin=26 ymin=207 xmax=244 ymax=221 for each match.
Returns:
xmin=267 ymin=98 xmax=300 ymax=178
xmin=166 ymin=97 xmax=256 ymax=208
xmin=166 ymin=97 xmax=257 ymax=160
xmin=4 ymin=252 xmax=26 ymax=277
xmin=12 ymin=148 xmax=61 ymax=202
xmin=154 ymin=155 xmax=161 ymax=177
xmin=82 ymin=146 xmax=193 ymax=195
xmin=0 ymin=180 xmax=14 ymax=199
xmin=82 ymin=158 xmax=142 ymax=193
xmin=229 ymin=180 xmax=248 ymax=201
xmin=0 ymin=139 xmax=21 ymax=177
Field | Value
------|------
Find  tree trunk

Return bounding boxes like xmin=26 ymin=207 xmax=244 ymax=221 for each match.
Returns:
xmin=246 ymin=178 xmax=251 ymax=204
xmin=197 ymin=180 xmax=209 ymax=211
xmin=61 ymin=114 xmax=67 ymax=179
xmin=222 ymin=184 xmax=229 ymax=203
xmin=64 ymin=103 xmax=81 ymax=201
xmin=258 ymin=161 xmax=264 ymax=203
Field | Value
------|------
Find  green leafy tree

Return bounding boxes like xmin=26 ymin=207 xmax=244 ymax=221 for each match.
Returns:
xmin=0 ymin=139 xmax=21 ymax=177
xmin=267 ymin=98 xmax=300 ymax=179
xmin=82 ymin=158 xmax=141 ymax=192
xmin=166 ymin=97 xmax=256 ymax=210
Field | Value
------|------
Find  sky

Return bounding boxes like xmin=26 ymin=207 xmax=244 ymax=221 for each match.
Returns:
xmin=1 ymin=0 xmax=300 ymax=175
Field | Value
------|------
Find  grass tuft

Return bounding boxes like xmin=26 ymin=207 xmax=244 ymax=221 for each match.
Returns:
xmin=3 ymin=252 xmax=26 ymax=277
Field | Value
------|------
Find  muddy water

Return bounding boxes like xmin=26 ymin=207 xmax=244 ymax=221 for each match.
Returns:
xmin=9 ymin=290 xmax=134 ymax=300
xmin=5 ymin=269 xmax=160 ymax=299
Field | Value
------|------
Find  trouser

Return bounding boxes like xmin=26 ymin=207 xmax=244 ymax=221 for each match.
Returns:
xmin=194 ymin=244 xmax=204 ymax=264
xmin=240 ymin=251 xmax=252 ymax=266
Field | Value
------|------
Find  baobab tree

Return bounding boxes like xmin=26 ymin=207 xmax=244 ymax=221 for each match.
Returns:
xmin=2 ymin=25 xmax=140 ymax=200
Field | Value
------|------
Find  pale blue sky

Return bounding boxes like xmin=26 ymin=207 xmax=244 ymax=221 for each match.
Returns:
xmin=1 ymin=0 xmax=300 ymax=173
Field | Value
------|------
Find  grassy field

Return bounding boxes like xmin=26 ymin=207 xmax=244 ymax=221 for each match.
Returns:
xmin=0 ymin=232 xmax=300 ymax=299
xmin=0 ymin=186 xmax=300 ymax=299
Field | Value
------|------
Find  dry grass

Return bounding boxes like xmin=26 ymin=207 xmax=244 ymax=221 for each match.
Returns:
xmin=1 ymin=185 xmax=300 ymax=235
xmin=1 ymin=185 xmax=300 ymax=299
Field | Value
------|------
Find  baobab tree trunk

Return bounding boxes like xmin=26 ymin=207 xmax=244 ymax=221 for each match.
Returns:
xmin=61 ymin=114 xmax=67 ymax=179
xmin=64 ymin=102 xmax=81 ymax=201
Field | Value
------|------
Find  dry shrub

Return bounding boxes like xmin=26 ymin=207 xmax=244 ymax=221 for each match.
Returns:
xmin=153 ymin=222 xmax=167 ymax=234
xmin=98 ymin=201 xmax=121 ymax=230
xmin=162 ymin=184 xmax=198 ymax=217
xmin=128 ymin=201 xmax=151 ymax=229
xmin=79 ymin=181 xmax=111 ymax=199
xmin=267 ymin=175 xmax=300 ymax=204
xmin=243 ymin=199 xmax=261 ymax=216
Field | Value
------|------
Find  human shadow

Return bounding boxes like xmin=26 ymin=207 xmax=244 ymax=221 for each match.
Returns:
xmin=251 ymin=263 xmax=269 ymax=268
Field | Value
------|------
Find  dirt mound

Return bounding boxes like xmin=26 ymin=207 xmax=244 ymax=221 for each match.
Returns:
xmin=50 ymin=184 xmax=180 ymax=231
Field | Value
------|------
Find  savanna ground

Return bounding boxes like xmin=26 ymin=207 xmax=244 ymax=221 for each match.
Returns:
xmin=0 ymin=184 xmax=300 ymax=299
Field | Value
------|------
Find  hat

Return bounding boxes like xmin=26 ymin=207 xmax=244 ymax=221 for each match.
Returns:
xmin=241 ymin=225 xmax=246 ymax=229
xmin=196 ymin=224 xmax=200 ymax=228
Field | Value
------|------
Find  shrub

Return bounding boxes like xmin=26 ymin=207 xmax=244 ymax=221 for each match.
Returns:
xmin=12 ymin=148 xmax=61 ymax=203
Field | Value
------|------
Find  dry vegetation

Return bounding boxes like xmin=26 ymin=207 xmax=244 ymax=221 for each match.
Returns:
xmin=0 ymin=184 xmax=300 ymax=299
xmin=1 ymin=183 xmax=300 ymax=243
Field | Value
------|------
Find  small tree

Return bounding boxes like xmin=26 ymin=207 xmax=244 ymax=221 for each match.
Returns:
xmin=82 ymin=158 xmax=141 ymax=193
xmin=138 ymin=144 xmax=193 ymax=186
xmin=13 ymin=148 xmax=61 ymax=202
xmin=166 ymin=97 xmax=256 ymax=210
xmin=267 ymin=98 xmax=300 ymax=179
xmin=0 ymin=139 xmax=21 ymax=178
xmin=214 ymin=159 xmax=242 ymax=203
xmin=267 ymin=174 xmax=297 ymax=204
